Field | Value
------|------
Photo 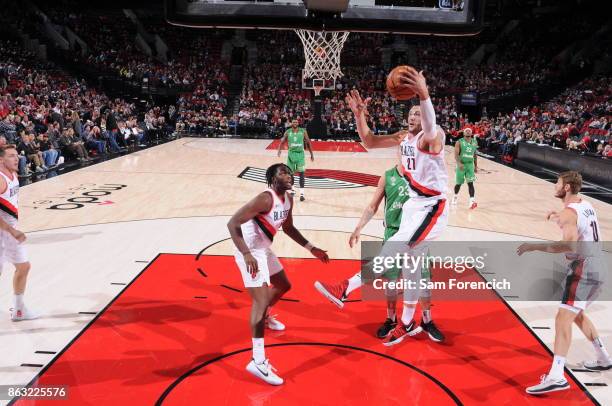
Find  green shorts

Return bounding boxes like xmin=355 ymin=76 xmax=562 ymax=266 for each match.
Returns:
xmin=287 ymin=150 xmax=305 ymax=173
xmin=456 ymin=161 xmax=476 ymax=184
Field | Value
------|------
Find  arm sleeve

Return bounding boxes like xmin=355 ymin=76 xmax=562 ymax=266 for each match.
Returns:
xmin=420 ymin=97 xmax=437 ymax=139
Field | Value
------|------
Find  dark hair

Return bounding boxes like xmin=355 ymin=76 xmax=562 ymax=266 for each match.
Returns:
xmin=266 ymin=163 xmax=291 ymax=187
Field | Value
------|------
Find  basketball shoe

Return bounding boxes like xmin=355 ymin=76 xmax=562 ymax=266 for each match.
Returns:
xmin=376 ymin=318 xmax=397 ymax=338
xmin=314 ymin=280 xmax=348 ymax=309
xmin=526 ymin=374 xmax=569 ymax=395
xmin=10 ymin=306 xmax=39 ymax=322
xmin=382 ymin=320 xmax=420 ymax=346
xmin=418 ymin=320 xmax=445 ymax=342
xmin=583 ymin=358 xmax=612 ymax=371
xmin=246 ymin=359 xmax=284 ymax=385
xmin=266 ymin=314 xmax=285 ymax=331
xmin=469 ymin=197 xmax=477 ymax=209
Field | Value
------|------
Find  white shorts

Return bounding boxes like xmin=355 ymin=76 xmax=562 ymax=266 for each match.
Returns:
xmin=559 ymin=258 xmax=604 ymax=313
xmin=0 ymin=229 xmax=28 ymax=267
xmin=234 ymin=248 xmax=283 ymax=288
xmin=390 ymin=198 xmax=448 ymax=244
xmin=378 ymin=198 xmax=448 ymax=304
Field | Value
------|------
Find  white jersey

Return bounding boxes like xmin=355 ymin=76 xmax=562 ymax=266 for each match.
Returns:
xmin=399 ymin=131 xmax=447 ymax=200
xmin=567 ymin=199 xmax=601 ymax=242
xmin=241 ymin=188 xmax=291 ymax=249
xmin=0 ymin=170 xmax=19 ymax=226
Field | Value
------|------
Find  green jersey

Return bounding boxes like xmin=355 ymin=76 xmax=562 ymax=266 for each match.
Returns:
xmin=383 ymin=167 xmax=409 ymax=241
xmin=287 ymin=128 xmax=305 ymax=153
xmin=458 ymin=137 xmax=478 ymax=163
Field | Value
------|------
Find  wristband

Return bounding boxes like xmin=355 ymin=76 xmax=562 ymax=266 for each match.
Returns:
xmin=304 ymin=242 xmax=314 ymax=252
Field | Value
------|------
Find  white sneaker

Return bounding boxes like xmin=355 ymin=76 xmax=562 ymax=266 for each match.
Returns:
xmin=584 ymin=358 xmax=612 ymax=371
xmin=451 ymin=195 xmax=458 ymax=205
xmin=526 ymin=374 xmax=569 ymax=395
xmin=266 ymin=314 xmax=285 ymax=331
xmin=10 ymin=307 xmax=40 ymax=322
xmin=469 ymin=198 xmax=477 ymax=210
xmin=246 ymin=359 xmax=284 ymax=385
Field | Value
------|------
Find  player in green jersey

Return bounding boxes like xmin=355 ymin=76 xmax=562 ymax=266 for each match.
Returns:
xmin=277 ymin=119 xmax=314 ymax=202
xmin=452 ymin=127 xmax=478 ymax=209
xmin=315 ymin=165 xmax=445 ymax=342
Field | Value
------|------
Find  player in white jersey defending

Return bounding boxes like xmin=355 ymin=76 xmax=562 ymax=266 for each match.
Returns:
xmin=228 ymin=163 xmax=329 ymax=385
xmin=315 ymin=68 xmax=449 ymax=346
xmin=0 ymin=145 xmax=38 ymax=321
xmin=518 ymin=171 xmax=611 ymax=395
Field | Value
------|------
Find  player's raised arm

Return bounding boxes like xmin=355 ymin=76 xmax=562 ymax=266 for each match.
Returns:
xmin=277 ymin=131 xmax=288 ymax=157
xmin=282 ymin=198 xmax=329 ymax=263
xmin=401 ymin=69 xmax=443 ymax=147
xmin=349 ymin=175 xmax=386 ymax=248
xmin=304 ymin=130 xmax=315 ymax=161
xmin=346 ymin=90 xmax=402 ymax=149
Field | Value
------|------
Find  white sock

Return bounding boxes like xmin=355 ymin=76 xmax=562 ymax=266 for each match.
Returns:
xmin=252 ymin=338 xmax=265 ymax=364
xmin=592 ymin=337 xmax=611 ymax=361
xmin=548 ymin=355 xmax=566 ymax=379
xmin=422 ymin=309 xmax=432 ymax=324
xmin=346 ymin=273 xmax=362 ymax=296
xmin=14 ymin=294 xmax=24 ymax=309
xmin=401 ymin=302 xmax=416 ymax=326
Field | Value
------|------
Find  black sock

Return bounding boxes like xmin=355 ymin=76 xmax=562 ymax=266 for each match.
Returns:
xmin=299 ymin=172 xmax=305 ymax=189
xmin=454 ymin=184 xmax=461 ymax=194
xmin=467 ymin=182 xmax=475 ymax=198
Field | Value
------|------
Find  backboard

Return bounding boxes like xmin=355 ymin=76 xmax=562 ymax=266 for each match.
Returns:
xmin=166 ymin=0 xmax=485 ymax=36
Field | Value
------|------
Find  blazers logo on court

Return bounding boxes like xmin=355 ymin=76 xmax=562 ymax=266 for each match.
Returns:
xmin=238 ymin=167 xmax=379 ymax=189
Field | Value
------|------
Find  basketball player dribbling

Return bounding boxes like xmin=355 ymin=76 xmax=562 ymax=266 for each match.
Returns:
xmin=518 ymin=171 xmax=611 ymax=395
xmin=228 ymin=163 xmax=329 ymax=385
xmin=0 ymin=145 xmax=38 ymax=321
xmin=315 ymin=68 xmax=449 ymax=346
xmin=277 ymin=119 xmax=314 ymax=201
xmin=330 ymin=164 xmax=445 ymax=342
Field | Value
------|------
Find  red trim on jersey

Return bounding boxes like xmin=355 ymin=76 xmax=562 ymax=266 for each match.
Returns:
xmin=0 ymin=196 xmax=18 ymax=219
xmin=412 ymin=199 xmax=446 ymax=244
xmin=402 ymin=169 xmax=441 ymax=197
xmin=565 ymin=260 xmax=584 ymax=306
xmin=255 ymin=215 xmax=277 ymax=238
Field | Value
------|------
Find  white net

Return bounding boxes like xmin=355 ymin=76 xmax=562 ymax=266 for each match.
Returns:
xmin=294 ymin=29 xmax=349 ymax=89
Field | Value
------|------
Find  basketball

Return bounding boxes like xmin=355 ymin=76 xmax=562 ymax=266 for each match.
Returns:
xmin=386 ymin=65 xmax=417 ymax=100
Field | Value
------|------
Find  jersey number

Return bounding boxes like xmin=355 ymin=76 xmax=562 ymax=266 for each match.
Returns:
xmin=405 ymin=158 xmax=416 ymax=171
xmin=398 ymin=185 xmax=408 ymax=197
xmin=590 ymin=221 xmax=599 ymax=242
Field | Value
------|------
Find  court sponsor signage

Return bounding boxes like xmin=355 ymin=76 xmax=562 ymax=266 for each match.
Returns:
xmin=25 ymin=183 xmax=128 ymax=210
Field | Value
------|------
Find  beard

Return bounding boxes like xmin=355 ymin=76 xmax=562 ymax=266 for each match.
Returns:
xmin=555 ymin=189 xmax=566 ymax=199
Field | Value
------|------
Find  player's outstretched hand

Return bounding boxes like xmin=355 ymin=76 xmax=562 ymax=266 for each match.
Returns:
xmin=243 ymin=252 xmax=259 ymax=278
xmin=516 ymin=243 xmax=534 ymax=256
xmin=349 ymin=230 xmax=360 ymax=248
xmin=400 ymin=69 xmax=429 ymax=99
xmin=312 ymin=247 xmax=330 ymax=263
xmin=345 ymin=90 xmax=371 ymax=117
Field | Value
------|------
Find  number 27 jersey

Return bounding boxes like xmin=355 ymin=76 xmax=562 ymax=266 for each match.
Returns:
xmin=399 ymin=131 xmax=448 ymax=200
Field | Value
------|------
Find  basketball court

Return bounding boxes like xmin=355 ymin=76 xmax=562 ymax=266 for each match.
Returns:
xmin=1 ymin=138 xmax=610 ymax=405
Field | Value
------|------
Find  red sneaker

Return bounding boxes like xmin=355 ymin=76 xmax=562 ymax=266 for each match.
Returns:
xmin=314 ymin=280 xmax=349 ymax=308
xmin=382 ymin=320 xmax=419 ymax=346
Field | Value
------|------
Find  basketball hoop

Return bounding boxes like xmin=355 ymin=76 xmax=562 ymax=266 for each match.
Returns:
xmin=294 ymin=29 xmax=349 ymax=90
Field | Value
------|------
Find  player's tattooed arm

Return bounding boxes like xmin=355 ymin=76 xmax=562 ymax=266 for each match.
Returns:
xmin=304 ymin=131 xmax=314 ymax=161
xmin=455 ymin=141 xmax=463 ymax=171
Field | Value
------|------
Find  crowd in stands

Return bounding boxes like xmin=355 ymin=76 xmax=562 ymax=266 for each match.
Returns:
xmin=444 ymin=76 xmax=611 ymax=159
xmin=0 ymin=39 xmax=175 ymax=178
